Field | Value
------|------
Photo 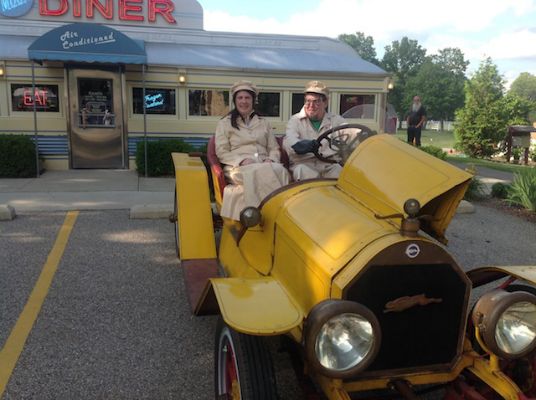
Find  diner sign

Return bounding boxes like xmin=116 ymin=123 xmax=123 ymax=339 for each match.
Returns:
xmin=39 ymin=0 xmax=176 ymax=23
xmin=0 ymin=0 xmax=34 ymax=17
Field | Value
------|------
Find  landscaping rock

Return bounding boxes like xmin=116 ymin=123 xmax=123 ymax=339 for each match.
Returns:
xmin=457 ymin=200 xmax=475 ymax=214
xmin=0 ymin=204 xmax=16 ymax=220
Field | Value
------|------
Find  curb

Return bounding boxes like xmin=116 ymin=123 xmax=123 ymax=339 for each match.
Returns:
xmin=0 ymin=204 xmax=16 ymax=220
xmin=130 ymin=204 xmax=173 ymax=219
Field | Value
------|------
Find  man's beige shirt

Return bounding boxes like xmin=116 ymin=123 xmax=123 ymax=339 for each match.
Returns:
xmin=283 ymin=107 xmax=346 ymax=166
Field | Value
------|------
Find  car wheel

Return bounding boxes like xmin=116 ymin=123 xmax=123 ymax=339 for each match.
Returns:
xmin=215 ymin=318 xmax=278 ymax=400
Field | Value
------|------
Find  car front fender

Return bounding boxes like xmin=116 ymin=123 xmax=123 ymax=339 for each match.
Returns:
xmin=206 ymin=277 xmax=304 ymax=335
xmin=468 ymin=265 xmax=536 ymax=288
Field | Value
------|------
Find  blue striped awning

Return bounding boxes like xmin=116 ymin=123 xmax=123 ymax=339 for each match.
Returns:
xmin=28 ymin=23 xmax=146 ymax=65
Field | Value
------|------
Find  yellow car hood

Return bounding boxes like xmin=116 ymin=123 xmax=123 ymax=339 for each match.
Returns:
xmin=277 ymin=185 xmax=396 ymax=278
xmin=337 ymin=134 xmax=472 ymax=243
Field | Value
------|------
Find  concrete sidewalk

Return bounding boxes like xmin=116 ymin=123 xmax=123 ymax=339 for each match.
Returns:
xmin=448 ymin=162 xmax=514 ymax=195
xmin=0 ymin=164 xmax=515 ymax=218
xmin=0 ymin=170 xmax=174 ymax=217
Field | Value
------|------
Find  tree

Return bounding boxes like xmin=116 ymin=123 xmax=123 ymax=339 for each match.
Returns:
xmin=338 ymin=32 xmax=379 ymax=65
xmin=405 ymin=48 xmax=468 ymax=127
xmin=431 ymin=48 xmax=469 ymax=77
xmin=381 ymin=37 xmax=427 ymax=121
xmin=509 ymin=72 xmax=536 ymax=102
xmin=454 ymin=58 xmax=530 ymax=157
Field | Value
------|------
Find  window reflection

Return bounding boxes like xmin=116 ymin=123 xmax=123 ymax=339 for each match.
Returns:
xmin=340 ymin=94 xmax=376 ymax=119
xmin=188 ymin=89 xmax=229 ymax=116
xmin=78 ymin=78 xmax=114 ymax=128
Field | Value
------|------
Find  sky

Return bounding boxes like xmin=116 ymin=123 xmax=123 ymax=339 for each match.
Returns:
xmin=196 ymin=0 xmax=536 ymax=87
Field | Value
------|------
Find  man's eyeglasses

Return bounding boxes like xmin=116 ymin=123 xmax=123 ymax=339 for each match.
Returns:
xmin=304 ymin=99 xmax=323 ymax=106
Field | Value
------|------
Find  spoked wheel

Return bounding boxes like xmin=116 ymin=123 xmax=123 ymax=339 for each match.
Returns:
xmin=215 ymin=318 xmax=278 ymax=400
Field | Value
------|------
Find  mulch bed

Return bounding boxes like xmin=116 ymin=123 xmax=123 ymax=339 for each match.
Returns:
xmin=476 ymin=197 xmax=536 ymax=224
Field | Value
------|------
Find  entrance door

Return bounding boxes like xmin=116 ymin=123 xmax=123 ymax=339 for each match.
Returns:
xmin=68 ymin=69 xmax=124 ymax=168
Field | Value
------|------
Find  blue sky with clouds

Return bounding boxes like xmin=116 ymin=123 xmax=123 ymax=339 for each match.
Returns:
xmin=197 ymin=0 xmax=536 ymax=87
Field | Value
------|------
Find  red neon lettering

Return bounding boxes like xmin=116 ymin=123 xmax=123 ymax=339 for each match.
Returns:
xmin=22 ymin=89 xmax=48 ymax=106
xmin=39 ymin=0 xmax=68 ymax=16
xmin=119 ymin=0 xmax=143 ymax=21
xmin=35 ymin=90 xmax=47 ymax=106
xmin=148 ymin=0 xmax=175 ymax=24
xmin=37 ymin=0 xmax=176 ymax=24
xmin=23 ymin=90 xmax=33 ymax=106
xmin=72 ymin=0 xmax=81 ymax=17
xmin=86 ymin=0 xmax=113 ymax=19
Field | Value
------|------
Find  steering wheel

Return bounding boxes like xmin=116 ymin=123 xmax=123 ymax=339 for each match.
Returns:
xmin=313 ymin=123 xmax=375 ymax=164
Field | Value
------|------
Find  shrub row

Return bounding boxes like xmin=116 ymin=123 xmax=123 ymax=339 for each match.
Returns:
xmin=0 ymin=135 xmax=38 ymax=178
xmin=135 ymin=139 xmax=194 ymax=176
xmin=419 ymin=145 xmax=447 ymax=160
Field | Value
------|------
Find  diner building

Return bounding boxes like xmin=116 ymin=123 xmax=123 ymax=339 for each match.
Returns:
xmin=0 ymin=0 xmax=391 ymax=170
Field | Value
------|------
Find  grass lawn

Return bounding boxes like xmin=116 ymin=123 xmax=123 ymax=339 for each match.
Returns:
xmin=393 ymin=129 xmax=535 ymax=174
xmin=393 ymin=129 xmax=455 ymax=149
xmin=446 ymin=155 xmax=534 ymax=174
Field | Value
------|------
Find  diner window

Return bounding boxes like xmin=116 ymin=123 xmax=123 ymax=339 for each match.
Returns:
xmin=189 ymin=89 xmax=229 ymax=117
xmin=133 ymin=88 xmax=176 ymax=115
xmin=11 ymin=84 xmax=59 ymax=112
xmin=339 ymin=94 xmax=376 ymax=119
xmin=291 ymin=93 xmax=305 ymax=115
xmin=257 ymin=92 xmax=280 ymax=117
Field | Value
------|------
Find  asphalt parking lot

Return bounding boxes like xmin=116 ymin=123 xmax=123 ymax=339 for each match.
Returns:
xmin=0 ymin=210 xmax=216 ymax=400
xmin=1 ymin=206 xmax=535 ymax=400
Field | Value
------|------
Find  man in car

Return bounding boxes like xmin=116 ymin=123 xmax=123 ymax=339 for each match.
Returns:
xmin=283 ymin=81 xmax=346 ymax=180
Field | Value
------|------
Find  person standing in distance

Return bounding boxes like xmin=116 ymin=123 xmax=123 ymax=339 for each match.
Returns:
xmin=406 ymin=96 xmax=427 ymax=147
xmin=283 ymin=80 xmax=346 ymax=180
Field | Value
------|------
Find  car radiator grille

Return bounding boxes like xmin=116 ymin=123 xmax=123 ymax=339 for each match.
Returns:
xmin=344 ymin=263 xmax=468 ymax=373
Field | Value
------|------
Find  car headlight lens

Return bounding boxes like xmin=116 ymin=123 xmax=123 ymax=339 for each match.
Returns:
xmin=472 ymin=289 xmax=536 ymax=359
xmin=316 ymin=313 xmax=375 ymax=371
xmin=496 ymin=301 xmax=536 ymax=355
xmin=305 ymin=300 xmax=381 ymax=378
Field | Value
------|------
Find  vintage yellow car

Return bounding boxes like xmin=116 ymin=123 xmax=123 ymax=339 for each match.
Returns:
xmin=171 ymin=124 xmax=536 ymax=400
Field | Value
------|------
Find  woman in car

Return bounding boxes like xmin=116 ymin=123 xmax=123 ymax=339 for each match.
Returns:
xmin=215 ymin=80 xmax=290 ymax=220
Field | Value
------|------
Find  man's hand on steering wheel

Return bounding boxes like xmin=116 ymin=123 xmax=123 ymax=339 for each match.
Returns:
xmin=291 ymin=139 xmax=320 ymax=155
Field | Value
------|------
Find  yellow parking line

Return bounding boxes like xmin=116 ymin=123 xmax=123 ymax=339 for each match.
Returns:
xmin=0 ymin=211 xmax=79 ymax=396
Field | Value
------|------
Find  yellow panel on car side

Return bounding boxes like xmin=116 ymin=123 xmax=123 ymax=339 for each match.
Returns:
xmin=172 ymin=153 xmax=217 ymax=260
xmin=210 ymin=277 xmax=304 ymax=335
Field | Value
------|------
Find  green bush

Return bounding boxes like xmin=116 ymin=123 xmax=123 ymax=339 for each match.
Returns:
xmin=0 ymin=135 xmax=37 ymax=178
xmin=419 ymin=145 xmax=447 ymax=160
xmin=491 ymin=182 xmax=510 ymax=199
xmin=507 ymin=169 xmax=536 ymax=211
xmin=136 ymin=139 xmax=194 ymax=176
xmin=512 ymin=147 xmax=523 ymax=163
xmin=464 ymin=176 xmax=487 ymax=201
